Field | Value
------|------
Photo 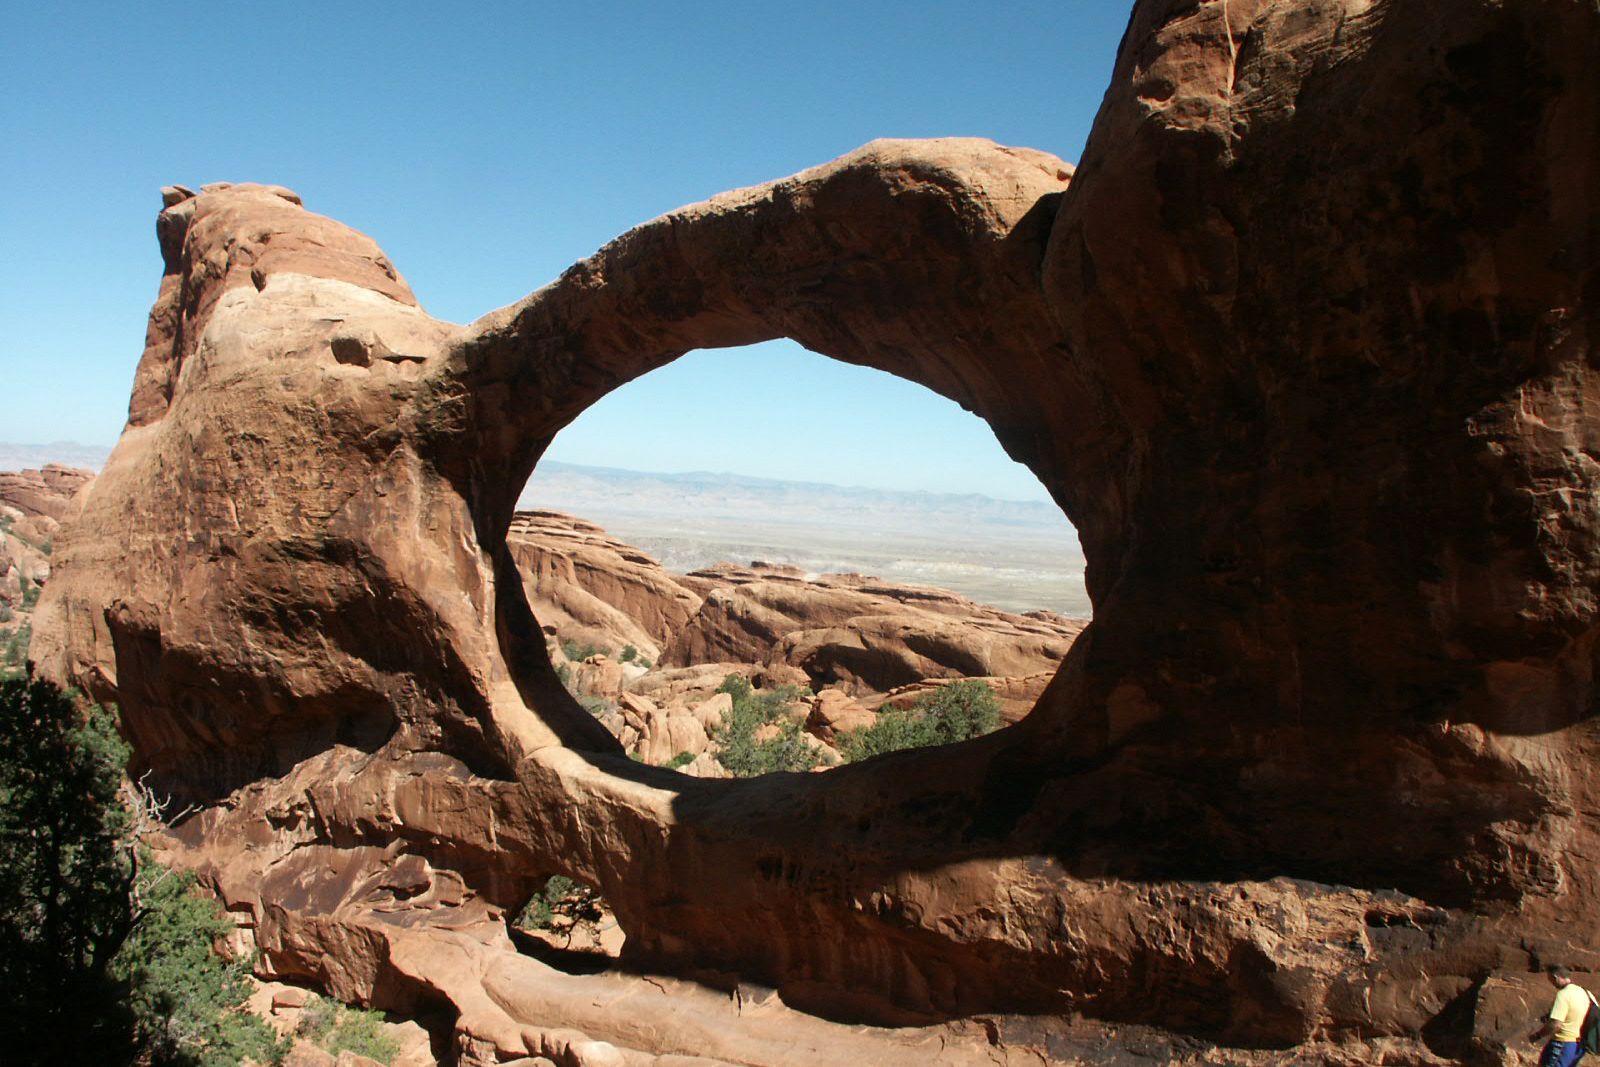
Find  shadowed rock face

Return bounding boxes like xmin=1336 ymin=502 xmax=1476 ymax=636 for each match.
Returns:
xmin=32 ymin=1 xmax=1600 ymax=1061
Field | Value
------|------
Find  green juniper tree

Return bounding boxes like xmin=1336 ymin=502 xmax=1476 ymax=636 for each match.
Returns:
xmin=711 ymin=675 xmax=819 ymax=777
xmin=514 ymin=874 xmax=607 ymax=947
xmin=841 ymin=679 xmax=1002 ymax=762
xmin=0 ymin=676 xmax=140 ymax=1062
xmin=117 ymin=863 xmax=286 ymax=1067
xmin=0 ymin=675 xmax=284 ymax=1066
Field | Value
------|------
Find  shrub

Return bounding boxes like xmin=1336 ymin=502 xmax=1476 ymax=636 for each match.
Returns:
xmin=578 ymin=694 xmax=613 ymax=718
xmin=514 ymin=874 xmax=606 ymax=946
xmin=712 ymin=675 xmax=818 ymax=777
xmin=0 ymin=677 xmax=284 ymax=1066
xmin=619 ymin=644 xmax=637 ymax=662
xmin=560 ymin=638 xmax=607 ymax=663
xmin=297 ymin=998 xmax=336 ymax=1043
xmin=19 ymin=577 xmax=40 ymax=610
xmin=116 ymin=861 xmax=286 ymax=1066
xmin=912 ymin=679 xmax=1002 ymax=740
xmin=298 ymin=999 xmax=399 ymax=1065
xmin=841 ymin=680 xmax=1002 ymax=763
xmin=324 ymin=1005 xmax=401 ymax=1064
xmin=3 ymin=622 xmax=30 ymax=668
xmin=662 ymin=751 xmax=695 ymax=770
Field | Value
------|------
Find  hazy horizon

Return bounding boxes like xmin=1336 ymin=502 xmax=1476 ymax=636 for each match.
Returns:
xmin=521 ymin=460 xmax=1088 ymax=616
xmin=527 ymin=459 xmax=1061 ymax=508
xmin=4 ymin=443 xmax=1089 ymax=615
xmin=0 ymin=441 xmax=1067 ymax=509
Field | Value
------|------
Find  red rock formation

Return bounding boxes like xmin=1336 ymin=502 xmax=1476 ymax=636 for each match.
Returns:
xmin=0 ymin=465 xmax=93 ymax=651
xmin=507 ymin=510 xmax=702 ymax=662
xmin=0 ymin=464 xmax=94 ymax=526
xmin=806 ymin=689 xmax=876 ymax=742
xmin=512 ymin=514 xmax=1083 ymax=694
xmin=662 ymin=562 xmax=1082 ymax=692
xmin=32 ymin=3 xmax=1600 ymax=1062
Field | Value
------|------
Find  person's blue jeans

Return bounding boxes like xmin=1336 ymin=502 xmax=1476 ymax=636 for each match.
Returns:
xmin=1541 ymin=1039 xmax=1586 ymax=1067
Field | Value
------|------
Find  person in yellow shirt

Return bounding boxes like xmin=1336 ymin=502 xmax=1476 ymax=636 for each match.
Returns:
xmin=1528 ymin=964 xmax=1592 ymax=1067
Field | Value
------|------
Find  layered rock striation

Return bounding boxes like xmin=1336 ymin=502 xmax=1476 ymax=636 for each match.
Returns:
xmin=507 ymin=510 xmax=701 ymax=664
xmin=32 ymin=2 xmax=1600 ymax=1061
xmin=664 ymin=559 xmax=1081 ymax=693
xmin=0 ymin=464 xmax=93 ymax=661
xmin=510 ymin=509 xmax=1083 ymax=695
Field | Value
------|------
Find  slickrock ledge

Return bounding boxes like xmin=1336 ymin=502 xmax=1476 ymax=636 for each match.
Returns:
xmin=509 ymin=509 xmax=1084 ymax=694
xmin=33 ymin=1 xmax=1600 ymax=1062
xmin=507 ymin=510 xmax=703 ymax=665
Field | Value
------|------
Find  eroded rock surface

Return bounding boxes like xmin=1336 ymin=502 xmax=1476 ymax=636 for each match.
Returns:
xmin=664 ymin=560 xmax=1082 ymax=693
xmin=510 ymin=511 xmax=1083 ymax=695
xmin=0 ymin=465 xmax=93 ymax=528
xmin=0 ymin=465 xmax=93 ymax=661
xmin=508 ymin=511 xmax=702 ymax=664
xmin=32 ymin=1 xmax=1600 ymax=1062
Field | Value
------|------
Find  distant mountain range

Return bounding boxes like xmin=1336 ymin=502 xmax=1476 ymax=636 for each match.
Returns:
xmin=0 ymin=446 xmax=1088 ymax=613
xmin=0 ymin=445 xmax=1076 ymax=540
xmin=0 ymin=441 xmax=111 ymax=471
xmin=521 ymin=461 xmax=1088 ymax=615
xmin=520 ymin=461 xmax=1079 ymax=542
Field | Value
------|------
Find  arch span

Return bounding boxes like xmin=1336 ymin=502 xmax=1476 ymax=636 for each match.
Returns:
xmin=33 ymin=0 xmax=1600 ymax=1057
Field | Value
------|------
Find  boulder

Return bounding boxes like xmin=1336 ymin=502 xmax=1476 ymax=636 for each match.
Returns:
xmin=617 ymin=692 xmax=659 ymax=724
xmin=334 ymin=1053 xmax=387 ymax=1067
xmin=573 ymin=656 xmax=624 ymax=702
xmin=283 ymin=1045 xmax=337 ymax=1067
xmin=688 ymin=691 xmax=732 ymax=731
xmin=679 ymin=752 xmax=728 ymax=780
xmin=635 ymin=713 xmax=710 ymax=768
xmin=272 ymin=986 xmax=312 ymax=1012
xmin=806 ymin=690 xmax=876 ymax=742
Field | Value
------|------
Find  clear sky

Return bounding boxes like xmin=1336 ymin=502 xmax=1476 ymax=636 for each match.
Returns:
xmin=2 ymin=2 xmax=1130 ymax=503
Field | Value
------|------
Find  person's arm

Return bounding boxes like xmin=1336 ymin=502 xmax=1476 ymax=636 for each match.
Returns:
xmin=1531 ymin=992 xmax=1573 ymax=1045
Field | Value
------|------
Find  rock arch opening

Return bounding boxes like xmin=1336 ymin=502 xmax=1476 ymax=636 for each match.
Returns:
xmin=509 ymin=870 xmax=621 ymax=971
xmin=509 ymin=340 xmax=1088 ymax=774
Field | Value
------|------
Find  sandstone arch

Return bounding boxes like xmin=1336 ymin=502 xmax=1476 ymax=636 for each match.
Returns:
xmin=33 ymin=0 xmax=1600 ymax=1060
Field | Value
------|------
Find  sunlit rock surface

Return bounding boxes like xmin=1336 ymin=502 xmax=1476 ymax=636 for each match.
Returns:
xmin=509 ymin=509 xmax=1083 ymax=694
xmin=0 ymin=464 xmax=92 ymax=656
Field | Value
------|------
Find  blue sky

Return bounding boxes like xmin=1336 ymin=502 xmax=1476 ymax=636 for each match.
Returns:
xmin=2 ymin=2 xmax=1129 ymax=502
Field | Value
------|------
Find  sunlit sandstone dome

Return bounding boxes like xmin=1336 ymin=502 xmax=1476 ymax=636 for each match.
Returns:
xmin=31 ymin=0 xmax=1600 ymax=1062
